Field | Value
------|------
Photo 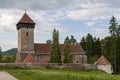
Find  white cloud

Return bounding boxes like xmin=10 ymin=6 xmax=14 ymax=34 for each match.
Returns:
xmin=1 ymin=0 xmax=120 ymax=50
xmin=0 ymin=41 xmax=17 ymax=51
xmin=35 ymin=23 xmax=68 ymax=35
xmin=85 ymin=22 xmax=95 ymax=26
xmin=67 ymin=7 xmax=112 ymax=21
xmin=92 ymin=28 xmax=109 ymax=38
xmin=29 ymin=11 xmax=67 ymax=34
xmin=0 ymin=9 xmax=22 ymax=33
xmin=0 ymin=9 xmax=67 ymax=34
xmin=66 ymin=1 xmax=120 ymax=21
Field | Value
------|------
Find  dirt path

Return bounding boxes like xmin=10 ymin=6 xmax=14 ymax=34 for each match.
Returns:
xmin=0 ymin=71 xmax=18 ymax=80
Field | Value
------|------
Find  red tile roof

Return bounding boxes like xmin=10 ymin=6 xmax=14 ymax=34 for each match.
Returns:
xmin=34 ymin=43 xmax=86 ymax=54
xmin=95 ymin=55 xmax=111 ymax=65
xmin=23 ymin=54 xmax=35 ymax=63
xmin=17 ymin=13 xmax=35 ymax=24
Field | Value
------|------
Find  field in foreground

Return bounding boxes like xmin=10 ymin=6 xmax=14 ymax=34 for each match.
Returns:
xmin=0 ymin=68 xmax=120 ymax=80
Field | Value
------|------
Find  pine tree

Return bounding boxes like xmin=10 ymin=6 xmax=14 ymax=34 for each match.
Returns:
xmin=0 ymin=47 xmax=2 ymax=62
xmin=70 ymin=35 xmax=77 ymax=44
xmin=109 ymin=16 xmax=120 ymax=72
xmin=80 ymin=37 xmax=86 ymax=50
xmin=64 ymin=36 xmax=72 ymax=63
xmin=109 ymin=16 xmax=118 ymax=72
xmin=50 ymin=29 xmax=61 ymax=63
xmin=86 ymin=33 xmax=94 ymax=56
xmin=116 ymin=36 xmax=120 ymax=71
xmin=109 ymin=16 xmax=118 ymax=36
xmin=64 ymin=36 xmax=71 ymax=44
xmin=94 ymin=38 xmax=101 ymax=56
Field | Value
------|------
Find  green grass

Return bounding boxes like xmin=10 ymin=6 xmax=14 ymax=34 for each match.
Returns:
xmin=0 ymin=68 xmax=120 ymax=80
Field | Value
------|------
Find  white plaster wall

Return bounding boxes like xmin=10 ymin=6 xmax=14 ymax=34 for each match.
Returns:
xmin=97 ymin=65 xmax=113 ymax=74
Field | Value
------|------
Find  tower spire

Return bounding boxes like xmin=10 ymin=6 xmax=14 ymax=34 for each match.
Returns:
xmin=16 ymin=12 xmax=35 ymax=29
xmin=25 ymin=9 xmax=26 ymax=13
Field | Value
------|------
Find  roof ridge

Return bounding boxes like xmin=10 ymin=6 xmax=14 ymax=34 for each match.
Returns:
xmin=34 ymin=43 xmax=80 ymax=45
xmin=34 ymin=43 xmax=85 ymax=54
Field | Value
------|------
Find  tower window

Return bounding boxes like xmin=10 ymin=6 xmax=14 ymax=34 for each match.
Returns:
xmin=26 ymin=32 xmax=28 ymax=36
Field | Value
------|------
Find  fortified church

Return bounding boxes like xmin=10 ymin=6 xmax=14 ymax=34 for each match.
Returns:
xmin=16 ymin=13 xmax=87 ymax=64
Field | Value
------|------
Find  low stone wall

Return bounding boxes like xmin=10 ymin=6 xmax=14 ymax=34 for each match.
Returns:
xmin=0 ymin=63 xmax=97 ymax=70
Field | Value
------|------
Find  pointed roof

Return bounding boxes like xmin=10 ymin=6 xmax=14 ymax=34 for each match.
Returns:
xmin=17 ymin=13 xmax=35 ymax=24
xmin=23 ymin=54 xmax=35 ymax=63
xmin=95 ymin=55 xmax=111 ymax=65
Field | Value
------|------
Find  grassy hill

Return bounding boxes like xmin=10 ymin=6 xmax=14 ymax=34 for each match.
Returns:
xmin=2 ymin=48 xmax=17 ymax=56
xmin=1 ymin=69 xmax=120 ymax=80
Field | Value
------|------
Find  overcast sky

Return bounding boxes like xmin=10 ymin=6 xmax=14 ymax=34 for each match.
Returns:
xmin=0 ymin=0 xmax=120 ymax=51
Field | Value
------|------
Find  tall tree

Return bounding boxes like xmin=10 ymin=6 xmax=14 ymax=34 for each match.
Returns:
xmin=0 ymin=47 xmax=2 ymax=62
xmin=70 ymin=35 xmax=77 ymax=44
xmin=109 ymin=16 xmax=118 ymax=72
xmin=50 ymin=29 xmax=61 ymax=63
xmin=116 ymin=25 xmax=120 ymax=71
xmin=116 ymin=36 xmax=120 ymax=71
xmin=80 ymin=33 xmax=101 ymax=63
xmin=116 ymin=25 xmax=120 ymax=37
xmin=101 ymin=36 xmax=113 ymax=63
xmin=80 ymin=37 xmax=86 ymax=50
xmin=109 ymin=16 xmax=118 ymax=36
xmin=85 ymin=33 xmax=94 ymax=56
xmin=94 ymin=38 xmax=101 ymax=56
xmin=64 ymin=36 xmax=71 ymax=44
xmin=64 ymin=36 xmax=72 ymax=63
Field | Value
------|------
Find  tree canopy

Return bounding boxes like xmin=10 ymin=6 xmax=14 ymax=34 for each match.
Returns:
xmin=50 ymin=29 xmax=61 ymax=63
xmin=64 ymin=36 xmax=72 ymax=63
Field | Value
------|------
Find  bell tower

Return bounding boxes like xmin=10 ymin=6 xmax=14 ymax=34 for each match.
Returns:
xmin=16 ymin=12 xmax=35 ymax=62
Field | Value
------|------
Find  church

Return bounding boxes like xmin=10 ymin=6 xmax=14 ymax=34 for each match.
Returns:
xmin=15 ymin=12 xmax=87 ymax=64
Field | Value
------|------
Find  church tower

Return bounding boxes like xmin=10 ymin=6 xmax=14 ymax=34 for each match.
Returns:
xmin=16 ymin=13 xmax=35 ymax=62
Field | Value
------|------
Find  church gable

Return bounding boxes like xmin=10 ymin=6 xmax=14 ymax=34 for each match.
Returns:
xmin=23 ymin=54 xmax=35 ymax=63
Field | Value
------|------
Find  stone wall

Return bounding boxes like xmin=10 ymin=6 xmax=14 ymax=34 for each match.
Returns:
xmin=0 ymin=63 xmax=97 ymax=70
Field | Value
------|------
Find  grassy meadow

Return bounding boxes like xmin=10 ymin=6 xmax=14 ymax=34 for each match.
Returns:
xmin=0 ymin=68 xmax=120 ymax=80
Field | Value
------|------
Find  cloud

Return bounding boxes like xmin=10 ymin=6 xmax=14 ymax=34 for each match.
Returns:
xmin=92 ymin=28 xmax=109 ymax=38
xmin=0 ymin=41 xmax=17 ymax=51
xmin=35 ymin=23 xmax=68 ymax=34
xmin=67 ymin=7 xmax=113 ymax=21
xmin=66 ymin=0 xmax=120 ymax=21
xmin=85 ymin=22 xmax=95 ymax=26
xmin=0 ymin=9 xmax=68 ymax=33
xmin=29 ymin=11 xmax=68 ymax=34
xmin=0 ymin=0 xmax=72 ymax=10
xmin=0 ymin=9 xmax=22 ymax=33
xmin=1 ymin=0 xmax=120 ymax=50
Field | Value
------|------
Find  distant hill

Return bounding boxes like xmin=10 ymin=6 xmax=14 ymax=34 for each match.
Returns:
xmin=2 ymin=48 xmax=17 ymax=56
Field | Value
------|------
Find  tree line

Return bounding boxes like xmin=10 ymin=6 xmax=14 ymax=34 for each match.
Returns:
xmin=0 ymin=47 xmax=16 ymax=63
xmin=49 ymin=16 xmax=120 ymax=72
xmin=101 ymin=16 xmax=120 ymax=72
xmin=80 ymin=16 xmax=120 ymax=72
